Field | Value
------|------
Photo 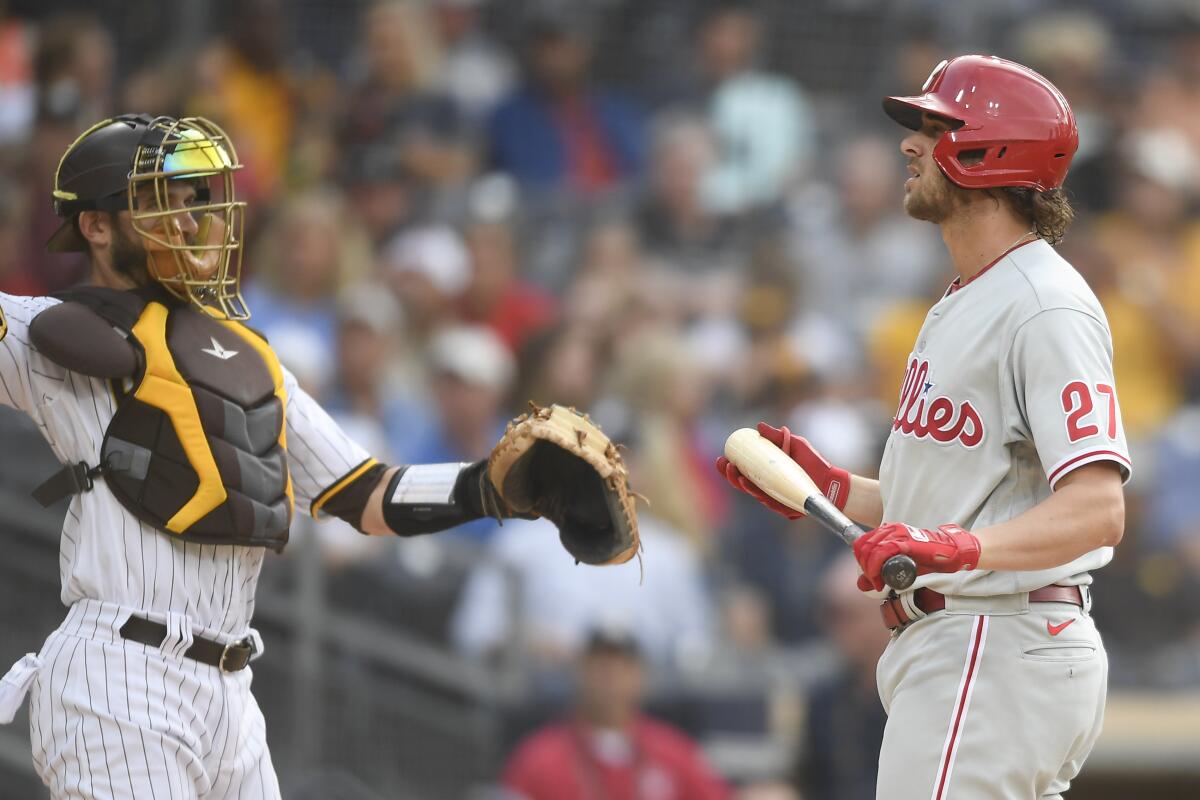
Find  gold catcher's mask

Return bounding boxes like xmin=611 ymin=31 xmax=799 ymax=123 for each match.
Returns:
xmin=49 ymin=114 xmax=249 ymax=320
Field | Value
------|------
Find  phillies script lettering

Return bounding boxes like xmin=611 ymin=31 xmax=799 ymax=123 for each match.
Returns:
xmin=893 ymin=358 xmax=984 ymax=447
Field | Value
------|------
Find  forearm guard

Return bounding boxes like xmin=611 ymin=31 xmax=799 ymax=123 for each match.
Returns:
xmin=381 ymin=460 xmax=502 ymax=537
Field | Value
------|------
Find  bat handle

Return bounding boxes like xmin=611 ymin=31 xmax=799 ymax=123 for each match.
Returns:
xmin=804 ymin=495 xmax=918 ymax=591
xmin=882 ymin=554 xmax=917 ymax=591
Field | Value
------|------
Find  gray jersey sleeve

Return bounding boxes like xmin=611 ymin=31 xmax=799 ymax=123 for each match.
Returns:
xmin=281 ymin=366 xmax=373 ymax=514
xmin=1008 ymin=308 xmax=1131 ymax=488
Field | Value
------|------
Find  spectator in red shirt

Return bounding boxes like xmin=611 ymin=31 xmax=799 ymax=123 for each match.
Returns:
xmin=502 ymin=627 xmax=731 ymax=800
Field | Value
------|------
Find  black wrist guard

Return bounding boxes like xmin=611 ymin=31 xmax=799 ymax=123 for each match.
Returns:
xmin=381 ymin=460 xmax=505 ymax=537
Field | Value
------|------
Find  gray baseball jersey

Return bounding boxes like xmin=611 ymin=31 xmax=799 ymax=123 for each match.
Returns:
xmin=0 ymin=291 xmax=371 ymax=797
xmin=872 ymin=239 xmax=1126 ymax=800
xmin=878 ymin=239 xmax=1132 ymax=595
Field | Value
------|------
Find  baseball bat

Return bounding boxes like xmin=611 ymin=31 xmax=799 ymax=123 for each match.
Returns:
xmin=724 ymin=428 xmax=916 ymax=591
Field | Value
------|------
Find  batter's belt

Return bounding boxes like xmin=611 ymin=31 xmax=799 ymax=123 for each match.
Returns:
xmin=881 ymin=584 xmax=1086 ymax=632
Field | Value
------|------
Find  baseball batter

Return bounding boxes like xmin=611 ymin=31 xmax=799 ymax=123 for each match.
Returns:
xmin=0 ymin=114 xmax=638 ymax=798
xmin=720 ymin=56 xmax=1129 ymax=799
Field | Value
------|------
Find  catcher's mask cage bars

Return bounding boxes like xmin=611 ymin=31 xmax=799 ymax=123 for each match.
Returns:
xmin=127 ymin=116 xmax=249 ymax=320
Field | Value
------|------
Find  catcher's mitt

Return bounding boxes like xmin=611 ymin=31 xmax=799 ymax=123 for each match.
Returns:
xmin=487 ymin=404 xmax=640 ymax=566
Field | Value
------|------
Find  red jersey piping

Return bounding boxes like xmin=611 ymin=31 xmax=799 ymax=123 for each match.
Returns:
xmin=945 ymin=238 xmax=1040 ymax=296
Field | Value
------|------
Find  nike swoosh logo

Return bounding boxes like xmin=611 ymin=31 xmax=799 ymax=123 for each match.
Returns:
xmin=1047 ymin=619 xmax=1076 ymax=636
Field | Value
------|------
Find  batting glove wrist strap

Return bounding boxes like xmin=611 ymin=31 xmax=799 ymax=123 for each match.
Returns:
xmin=714 ymin=422 xmax=851 ymax=519
xmin=853 ymin=522 xmax=983 ymax=592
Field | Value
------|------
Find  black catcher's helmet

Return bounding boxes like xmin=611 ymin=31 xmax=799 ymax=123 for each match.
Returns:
xmin=48 ymin=114 xmax=157 ymax=252
xmin=49 ymin=114 xmax=249 ymax=320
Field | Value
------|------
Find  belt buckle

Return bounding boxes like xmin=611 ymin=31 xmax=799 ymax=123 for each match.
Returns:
xmin=219 ymin=637 xmax=253 ymax=672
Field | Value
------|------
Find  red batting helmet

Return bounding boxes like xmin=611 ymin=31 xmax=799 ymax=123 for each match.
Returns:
xmin=882 ymin=55 xmax=1078 ymax=191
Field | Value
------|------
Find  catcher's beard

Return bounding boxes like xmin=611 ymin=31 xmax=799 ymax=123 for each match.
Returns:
xmin=109 ymin=219 xmax=157 ymax=289
xmin=904 ymin=165 xmax=971 ymax=223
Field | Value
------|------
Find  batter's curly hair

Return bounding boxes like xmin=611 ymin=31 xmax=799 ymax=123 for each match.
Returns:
xmin=957 ymin=149 xmax=1076 ymax=245
xmin=993 ymin=187 xmax=1075 ymax=245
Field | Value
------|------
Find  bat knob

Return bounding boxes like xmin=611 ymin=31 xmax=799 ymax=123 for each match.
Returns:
xmin=882 ymin=554 xmax=917 ymax=591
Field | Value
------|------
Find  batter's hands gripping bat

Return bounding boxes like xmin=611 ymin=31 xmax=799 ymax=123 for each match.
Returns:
xmin=724 ymin=428 xmax=916 ymax=591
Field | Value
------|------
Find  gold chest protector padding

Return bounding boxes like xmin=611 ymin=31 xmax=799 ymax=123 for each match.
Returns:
xmin=132 ymin=302 xmax=228 ymax=532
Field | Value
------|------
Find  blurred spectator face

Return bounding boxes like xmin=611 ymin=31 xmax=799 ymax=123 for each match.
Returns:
xmin=337 ymin=320 xmax=387 ymax=395
xmin=384 ymin=226 xmax=471 ymax=332
xmin=540 ymin=328 xmax=598 ymax=408
xmin=464 ymin=221 xmax=517 ymax=309
xmin=1119 ymin=130 xmax=1196 ymax=227
xmin=520 ymin=324 xmax=600 ymax=409
xmin=721 ymin=586 xmax=772 ymax=652
xmin=1014 ymin=11 xmax=1111 ymax=101
xmin=433 ymin=370 xmax=503 ymax=443
xmin=428 ymin=326 xmax=514 ymax=448
xmin=334 ymin=282 xmax=402 ymax=397
xmin=0 ymin=182 xmax=26 ymax=282
xmin=228 ymin=0 xmax=285 ymax=70
xmin=577 ymin=645 xmax=645 ymax=728
xmin=839 ymin=136 xmax=902 ymax=225
xmin=613 ymin=332 xmax=709 ymax=422
xmin=366 ymin=1 xmax=438 ymax=92
xmin=894 ymin=35 xmax=943 ymax=95
xmin=651 ymin=118 xmax=716 ymax=216
xmin=349 ymin=180 xmax=411 ymax=244
xmin=581 ymin=219 xmax=640 ymax=279
xmin=1123 ymin=174 xmax=1187 ymax=229
xmin=699 ymin=9 xmax=759 ymax=80
xmin=281 ymin=206 xmax=342 ymax=300
xmin=820 ymin=555 xmax=890 ymax=674
xmin=529 ymin=32 xmax=591 ymax=95
xmin=72 ymin=23 xmax=114 ymax=99
xmin=433 ymin=0 xmax=481 ymax=44
xmin=36 ymin=13 xmax=114 ymax=119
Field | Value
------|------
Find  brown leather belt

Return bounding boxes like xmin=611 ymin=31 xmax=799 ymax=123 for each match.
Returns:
xmin=881 ymin=584 xmax=1086 ymax=632
xmin=119 ymin=616 xmax=255 ymax=672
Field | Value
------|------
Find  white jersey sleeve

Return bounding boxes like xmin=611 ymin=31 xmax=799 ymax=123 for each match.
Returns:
xmin=1008 ymin=307 xmax=1131 ymax=489
xmin=0 ymin=293 xmax=63 ymax=417
xmin=282 ymin=366 xmax=373 ymax=516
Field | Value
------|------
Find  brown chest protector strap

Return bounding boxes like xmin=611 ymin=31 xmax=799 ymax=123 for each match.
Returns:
xmin=32 ymin=462 xmax=106 ymax=507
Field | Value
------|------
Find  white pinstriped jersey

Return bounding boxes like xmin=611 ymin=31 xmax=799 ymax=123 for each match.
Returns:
xmin=878 ymin=239 xmax=1132 ymax=595
xmin=0 ymin=292 xmax=370 ymax=636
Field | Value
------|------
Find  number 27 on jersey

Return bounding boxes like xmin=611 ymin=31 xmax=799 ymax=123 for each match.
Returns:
xmin=1061 ymin=381 xmax=1118 ymax=443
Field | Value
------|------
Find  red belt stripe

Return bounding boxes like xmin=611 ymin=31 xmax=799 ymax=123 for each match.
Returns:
xmin=932 ymin=615 xmax=988 ymax=800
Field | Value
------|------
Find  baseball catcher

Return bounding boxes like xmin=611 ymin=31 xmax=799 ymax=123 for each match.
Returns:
xmin=0 ymin=113 xmax=637 ymax=798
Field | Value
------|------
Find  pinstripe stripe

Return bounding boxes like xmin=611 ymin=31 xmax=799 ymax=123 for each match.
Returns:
xmin=208 ymin=686 xmax=237 ymax=796
xmin=102 ymin=637 xmax=138 ymax=798
xmin=143 ymin=645 xmax=173 ymax=800
xmin=82 ymin=642 xmax=117 ymax=794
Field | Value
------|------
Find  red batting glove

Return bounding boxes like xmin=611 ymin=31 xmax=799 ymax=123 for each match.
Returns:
xmin=852 ymin=523 xmax=982 ymax=592
xmin=714 ymin=422 xmax=851 ymax=520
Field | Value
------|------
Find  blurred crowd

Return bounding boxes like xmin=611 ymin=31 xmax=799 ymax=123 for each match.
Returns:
xmin=2 ymin=0 xmax=1199 ymax=796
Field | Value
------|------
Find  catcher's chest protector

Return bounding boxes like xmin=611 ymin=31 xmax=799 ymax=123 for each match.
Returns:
xmin=36 ymin=288 xmax=294 ymax=551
